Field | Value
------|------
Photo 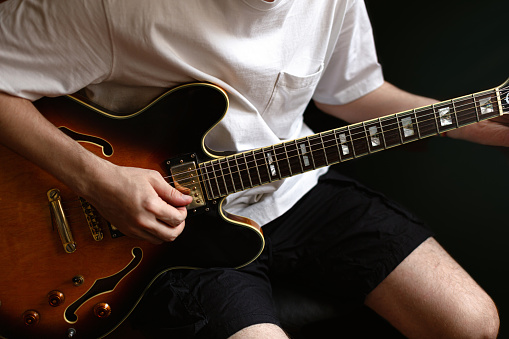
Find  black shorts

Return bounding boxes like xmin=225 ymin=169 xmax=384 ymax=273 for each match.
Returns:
xmin=131 ymin=169 xmax=433 ymax=338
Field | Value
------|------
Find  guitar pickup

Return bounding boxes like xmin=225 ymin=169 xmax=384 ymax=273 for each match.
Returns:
xmin=166 ymin=154 xmax=209 ymax=215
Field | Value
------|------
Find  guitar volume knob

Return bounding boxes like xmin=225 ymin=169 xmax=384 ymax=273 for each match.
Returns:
xmin=22 ymin=310 xmax=40 ymax=326
xmin=93 ymin=302 xmax=111 ymax=318
xmin=48 ymin=290 xmax=65 ymax=307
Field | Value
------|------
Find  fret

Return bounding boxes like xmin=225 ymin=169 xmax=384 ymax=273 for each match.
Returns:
xmin=454 ymin=95 xmax=477 ymax=127
xmin=380 ymin=115 xmax=400 ymax=148
xmin=273 ymin=144 xmax=291 ymax=178
xmin=219 ymin=158 xmax=235 ymax=194
xmin=412 ymin=109 xmax=421 ymax=138
xmin=309 ymin=134 xmax=327 ymax=168
xmin=295 ymin=138 xmax=313 ymax=172
xmin=434 ymin=100 xmax=457 ymax=133
xmin=214 ymin=159 xmax=230 ymax=195
xmin=322 ymin=130 xmax=340 ymax=164
xmin=209 ymin=160 xmax=226 ymax=197
xmin=305 ymin=138 xmax=317 ymax=169
xmin=472 ymin=94 xmax=481 ymax=122
xmin=335 ymin=127 xmax=353 ymax=161
xmin=253 ymin=149 xmax=271 ymax=184
xmin=282 ymin=142 xmax=293 ymax=176
xmin=451 ymin=99 xmax=459 ymax=128
xmin=238 ymin=153 xmax=253 ymax=189
xmin=227 ymin=155 xmax=243 ymax=192
xmin=245 ymin=151 xmax=261 ymax=187
xmin=285 ymin=141 xmax=303 ymax=175
xmin=220 ymin=158 xmax=236 ymax=194
xmin=431 ymin=105 xmax=441 ymax=134
xmin=200 ymin=163 xmax=216 ymax=200
xmin=414 ymin=108 xmax=434 ymax=139
xmin=349 ymin=124 xmax=369 ymax=156
xmin=320 ymin=133 xmax=329 ymax=165
xmin=265 ymin=145 xmax=282 ymax=180
xmin=474 ymin=90 xmax=500 ymax=120
xmin=501 ymin=87 xmax=509 ymax=114
xmin=364 ymin=120 xmax=384 ymax=152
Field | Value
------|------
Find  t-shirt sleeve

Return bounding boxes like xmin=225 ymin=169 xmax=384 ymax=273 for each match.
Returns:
xmin=312 ymin=0 xmax=384 ymax=105
xmin=0 ymin=0 xmax=113 ymax=101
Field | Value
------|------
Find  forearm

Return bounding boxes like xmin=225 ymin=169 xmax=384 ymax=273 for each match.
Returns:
xmin=0 ymin=91 xmax=190 ymax=243
xmin=0 ymin=92 xmax=102 ymax=194
xmin=315 ymin=81 xmax=438 ymax=124
xmin=0 ymin=92 xmax=106 ymax=196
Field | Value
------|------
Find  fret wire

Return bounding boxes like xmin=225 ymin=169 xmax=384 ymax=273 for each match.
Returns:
xmin=211 ymin=161 xmax=223 ymax=197
xmin=294 ymin=140 xmax=304 ymax=172
xmin=396 ymin=114 xmax=405 ymax=145
xmin=200 ymin=164 xmax=215 ymax=200
xmin=452 ymin=99 xmax=459 ymax=128
xmin=216 ymin=160 xmax=228 ymax=195
xmin=243 ymin=153 xmax=254 ymax=188
xmin=305 ymin=137 xmax=316 ymax=169
xmin=261 ymin=148 xmax=274 ymax=181
xmin=271 ymin=145 xmax=282 ymax=179
xmin=252 ymin=150 xmax=263 ymax=185
xmin=224 ymin=158 xmax=236 ymax=193
xmin=274 ymin=143 xmax=290 ymax=178
xmin=233 ymin=155 xmax=245 ymax=191
xmin=333 ymin=129 xmax=343 ymax=162
xmin=319 ymin=132 xmax=329 ymax=165
xmin=347 ymin=126 xmax=357 ymax=158
xmin=412 ymin=109 xmax=422 ymax=139
xmin=362 ymin=122 xmax=371 ymax=153
xmin=378 ymin=118 xmax=387 ymax=149
xmin=431 ymin=104 xmax=440 ymax=135
xmin=227 ymin=156 xmax=241 ymax=193
xmin=284 ymin=142 xmax=293 ymax=176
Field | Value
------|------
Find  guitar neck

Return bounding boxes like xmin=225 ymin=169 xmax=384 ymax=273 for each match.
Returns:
xmin=199 ymin=84 xmax=509 ymax=200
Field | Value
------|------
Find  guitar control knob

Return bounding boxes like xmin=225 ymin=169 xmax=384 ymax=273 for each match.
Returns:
xmin=72 ymin=275 xmax=84 ymax=286
xmin=48 ymin=290 xmax=65 ymax=307
xmin=22 ymin=310 xmax=40 ymax=326
xmin=93 ymin=303 xmax=111 ymax=318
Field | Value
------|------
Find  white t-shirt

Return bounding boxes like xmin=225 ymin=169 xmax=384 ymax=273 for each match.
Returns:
xmin=0 ymin=0 xmax=383 ymax=226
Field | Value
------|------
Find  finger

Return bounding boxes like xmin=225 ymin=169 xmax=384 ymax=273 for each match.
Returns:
xmin=151 ymin=172 xmax=193 ymax=206
xmin=143 ymin=197 xmax=188 ymax=227
xmin=144 ymin=219 xmax=186 ymax=243
xmin=123 ymin=224 xmax=165 ymax=245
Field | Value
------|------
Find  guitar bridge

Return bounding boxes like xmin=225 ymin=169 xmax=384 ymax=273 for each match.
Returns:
xmin=166 ymin=153 xmax=209 ymax=215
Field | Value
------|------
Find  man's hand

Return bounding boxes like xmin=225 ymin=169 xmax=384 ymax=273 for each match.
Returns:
xmin=81 ymin=161 xmax=194 ymax=245
xmin=447 ymin=115 xmax=509 ymax=147
xmin=0 ymin=92 xmax=193 ymax=245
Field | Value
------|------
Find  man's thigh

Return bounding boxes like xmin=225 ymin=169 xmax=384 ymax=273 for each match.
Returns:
xmin=365 ymin=237 xmax=499 ymax=338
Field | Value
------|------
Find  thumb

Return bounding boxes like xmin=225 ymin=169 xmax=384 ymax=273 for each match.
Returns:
xmin=152 ymin=173 xmax=193 ymax=206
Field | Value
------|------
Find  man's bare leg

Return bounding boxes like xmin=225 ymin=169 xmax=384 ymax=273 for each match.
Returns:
xmin=365 ymin=237 xmax=499 ymax=338
xmin=229 ymin=323 xmax=288 ymax=339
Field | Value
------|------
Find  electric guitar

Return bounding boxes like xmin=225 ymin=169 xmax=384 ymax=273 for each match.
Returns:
xmin=0 ymin=80 xmax=508 ymax=339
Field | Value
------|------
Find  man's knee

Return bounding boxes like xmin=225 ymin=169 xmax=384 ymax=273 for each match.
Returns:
xmin=228 ymin=323 xmax=288 ymax=339
xmin=365 ymin=237 xmax=500 ymax=338
xmin=448 ymin=293 xmax=499 ymax=339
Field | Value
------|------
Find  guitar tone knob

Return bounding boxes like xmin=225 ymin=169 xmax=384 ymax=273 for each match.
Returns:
xmin=22 ymin=310 xmax=40 ymax=326
xmin=93 ymin=302 xmax=111 ymax=318
xmin=48 ymin=290 xmax=65 ymax=307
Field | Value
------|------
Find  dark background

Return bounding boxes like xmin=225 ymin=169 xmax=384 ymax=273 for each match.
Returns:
xmin=336 ymin=0 xmax=509 ymax=336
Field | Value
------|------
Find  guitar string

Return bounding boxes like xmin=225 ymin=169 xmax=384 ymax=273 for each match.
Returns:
xmin=167 ymin=92 xmax=507 ymax=195
xmin=54 ymin=86 xmax=509 ymax=209
xmin=165 ymin=88 xmax=508 ymax=191
xmin=192 ymin=86 xmax=509 ymax=183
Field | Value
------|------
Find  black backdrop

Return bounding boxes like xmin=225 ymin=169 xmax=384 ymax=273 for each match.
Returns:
xmin=337 ymin=0 xmax=509 ymax=336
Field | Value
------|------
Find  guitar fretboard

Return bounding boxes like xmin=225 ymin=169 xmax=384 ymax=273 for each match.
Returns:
xmin=196 ymin=86 xmax=508 ymax=200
